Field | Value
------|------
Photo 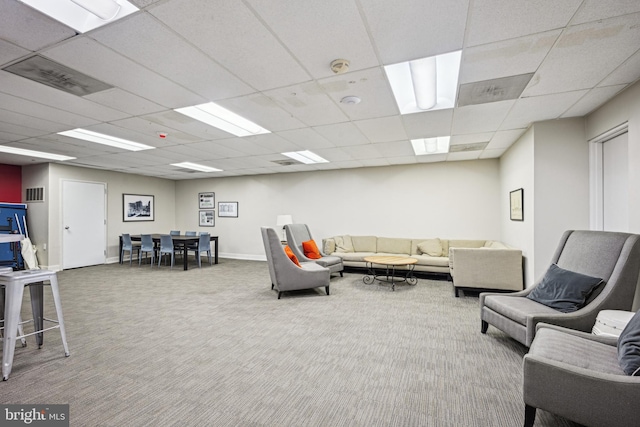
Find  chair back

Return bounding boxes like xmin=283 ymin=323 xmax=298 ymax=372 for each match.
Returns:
xmin=159 ymin=235 xmax=173 ymax=252
xmin=122 ymin=233 xmax=132 ymax=250
xmin=261 ymin=227 xmax=284 ymax=287
xmin=170 ymin=230 xmax=180 ymax=235
xmin=198 ymin=234 xmax=210 ymax=251
xmin=185 ymin=231 xmax=197 ymax=236
xmin=285 ymin=223 xmax=314 ymax=260
xmin=140 ymin=234 xmax=154 ymax=251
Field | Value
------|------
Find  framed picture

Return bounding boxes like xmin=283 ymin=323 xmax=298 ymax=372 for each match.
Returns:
xmin=198 ymin=192 xmax=215 ymax=209
xmin=510 ymin=188 xmax=524 ymax=221
xmin=123 ymin=194 xmax=154 ymax=222
xmin=218 ymin=201 xmax=238 ymax=218
xmin=199 ymin=210 xmax=215 ymax=227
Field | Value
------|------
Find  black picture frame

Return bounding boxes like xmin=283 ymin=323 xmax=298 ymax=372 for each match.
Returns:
xmin=218 ymin=201 xmax=238 ymax=218
xmin=123 ymin=194 xmax=154 ymax=222
xmin=510 ymin=188 xmax=524 ymax=221
xmin=198 ymin=192 xmax=215 ymax=209
xmin=199 ymin=210 xmax=215 ymax=227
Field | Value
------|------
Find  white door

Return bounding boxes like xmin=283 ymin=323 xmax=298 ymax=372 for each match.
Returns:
xmin=603 ymin=133 xmax=629 ymax=232
xmin=62 ymin=180 xmax=106 ymax=269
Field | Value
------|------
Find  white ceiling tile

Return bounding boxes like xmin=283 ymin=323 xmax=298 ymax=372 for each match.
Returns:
xmin=452 ymin=100 xmax=515 ymax=134
xmin=562 ymin=85 xmax=627 ymax=118
xmin=0 ymin=40 xmax=29 ymax=66
xmin=360 ymin=158 xmax=390 ymax=167
xmin=570 ymin=0 xmax=640 ymax=25
xmin=245 ymin=0 xmax=378 ymax=79
xmin=43 ymin=37 xmax=206 ymax=108
xmin=277 ymin=128 xmax=334 ymax=150
xmin=217 ymin=93 xmax=305 ymax=132
xmin=359 ymin=0 xmax=469 ymax=64
xmin=355 ymin=116 xmax=407 ymax=143
xmin=0 ymin=92 xmax=98 ymax=128
xmin=313 ymin=122 xmax=370 ymax=147
xmin=320 ymin=67 xmax=398 ymax=121
xmin=466 ymin=0 xmax=581 ymax=47
xmin=265 ymin=81 xmax=349 ymax=126
xmin=0 ymin=0 xmax=76 ymax=51
xmin=486 ymin=129 xmax=527 ymax=150
xmin=416 ymin=153 xmax=447 ymax=163
xmin=108 ymin=117 xmax=203 ymax=145
xmin=179 ymin=140 xmax=246 ymax=159
xmin=501 ymin=91 xmax=587 ymax=130
xmin=242 ymin=133 xmax=300 ymax=153
xmin=387 ymin=156 xmax=417 ymax=166
xmin=340 ymin=144 xmax=382 ymax=160
xmin=451 ymin=133 xmax=493 ymax=145
xmin=460 ymin=30 xmax=561 ymax=84
xmin=84 ymin=88 xmax=165 ymax=116
xmin=480 ymin=148 xmax=508 ymax=158
xmin=215 ymin=137 xmax=275 ymax=156
xmin=402 ymin=110 xmax=453 ymax=139
xmin=372 ymin=140 xmax=414 ymax=157
xmin=0 ymin=107 xmax=76 ymax=133
xmin=523 ymin=13 xmax=640 ymax=97
xmin=150 ymin=0 xmax=310 ymax=90
xmin=599 ymin=50 xmax=640 ymax=87
xmin=135 ymin=111 xmax=231 ymax=140
xmin=313 ymin=147 xmax=354 ymax=162
xmin=90 ymin=13 xmax=253 ymax=101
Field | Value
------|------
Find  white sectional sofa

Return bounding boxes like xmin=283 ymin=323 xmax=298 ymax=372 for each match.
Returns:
xmin=322 ymin=235 xmax=523 ymax=296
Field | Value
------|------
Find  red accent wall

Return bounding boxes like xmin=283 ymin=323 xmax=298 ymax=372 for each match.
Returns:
xmin=0 ymin=164 xmax=22 ymax=203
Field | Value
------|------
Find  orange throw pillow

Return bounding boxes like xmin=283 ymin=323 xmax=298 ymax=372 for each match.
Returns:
xmin=302 ymin=240 xmax=322 ymax=259
xmin=284 ymin=245 xmax=301 ymax=267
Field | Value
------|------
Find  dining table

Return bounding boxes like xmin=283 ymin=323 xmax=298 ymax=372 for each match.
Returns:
xmin=118 ymin=234 xmax=218 ymax=270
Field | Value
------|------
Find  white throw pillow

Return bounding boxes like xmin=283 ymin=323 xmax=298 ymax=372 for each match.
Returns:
xmin=334 ymin=235 xmax=354 ymax=253
xmin=417 ymin=238 xmax=443 ymax=257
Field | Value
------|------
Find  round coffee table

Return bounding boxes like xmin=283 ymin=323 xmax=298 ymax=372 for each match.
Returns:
xmin=363 ymin=256 xmax=418 ymax=291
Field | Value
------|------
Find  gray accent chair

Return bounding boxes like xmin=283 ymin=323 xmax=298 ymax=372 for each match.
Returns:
xmin=261 ymin=227 xmax=331 ymax=299
xmin=284 ymin=224 xmax=344 ymax=277
xmin=523 ymin=323 xmax=640 ymax=427
xmin=480 ymin=230 xmax=640 ymax=347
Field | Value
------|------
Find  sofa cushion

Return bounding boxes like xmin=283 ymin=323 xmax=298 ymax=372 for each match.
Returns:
xmin=337 ymin=252 xmax=376 ymax=262
xmin=302 ymin=240 xmax=322 ymax=259
xmin=526 ymin=264 xmax=604 ymax=313
xmin=351 ymin=236 xmax=377 ymax=252
xmin=484 ymin=241 xmax=507 ymax=249
xmin=417 ymin=238 xmax=443 ymax=256
xmin=334 ymin=235 xmax=354 ymax=253
xmin=377 ymin=237 xmax=411 ymax=254
xmin=284 ymin=246 xmax=301 ymax=267
xmin=449 ymin=240 xmax=486 ymax=249
xmin=411 ymin=254 xmax=449 ymax=267
xmin=618 ymin=310 xmax=640 ymax=376
xmin=323 ymin=239 xmax=336 ymax=255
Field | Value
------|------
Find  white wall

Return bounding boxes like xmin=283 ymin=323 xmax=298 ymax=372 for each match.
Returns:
xmin=175 ymin=160 xmax=502 ymax=260
xmin=21 ymin=163 xmax=50 ymax=265
xmin=23 ymin=163 xmax=177 ymax=269
xmin=500 ymin=127 xmax=534 ymax=285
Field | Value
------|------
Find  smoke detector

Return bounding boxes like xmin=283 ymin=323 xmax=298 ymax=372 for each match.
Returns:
xmin=330 ymin=59 xmax=350 ymax=74
xmin=340 ymin=96 xmax=361 ymax=105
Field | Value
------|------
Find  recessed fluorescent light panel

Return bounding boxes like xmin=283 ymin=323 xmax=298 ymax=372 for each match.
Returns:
xmin=58 ymin=129 xmax=155 ymax=151
xmin=174 ymin=102 xmax=270 ymax=137
xmin=171 ymin=162 xmax=222 ymax=173
xmin=385 ymin=50 xmax=461 ymax=115
xmin=19 ymin=0 xmax=139 ymax=33
xmin=281 ymin=150 xmax=329 ymax=165
xmin=411 ymin=137 xmax=450 ymax=156
xmin=0 ymin=145 xmax=75 ymax=161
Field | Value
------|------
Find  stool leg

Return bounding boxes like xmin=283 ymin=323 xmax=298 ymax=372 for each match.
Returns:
xmin=48 ymin=276 xmax=69 ymax=357
xmin=0 ymin=288 xmax=27 ymax=347
xmin=29 ymin=283 xmax=44 ymax=348
xmin=3 ymin=283 xmax=25 ymax=381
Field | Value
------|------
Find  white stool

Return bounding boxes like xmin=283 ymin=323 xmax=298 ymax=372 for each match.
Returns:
xmin=0 ymin=266 xmax=27 ymax=348
xmin=0 ymin=270 xmax=70 ymax=380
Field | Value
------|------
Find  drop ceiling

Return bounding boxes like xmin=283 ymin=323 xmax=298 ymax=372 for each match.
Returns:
xmin=0 ymin=0 xmax=639 ymax=180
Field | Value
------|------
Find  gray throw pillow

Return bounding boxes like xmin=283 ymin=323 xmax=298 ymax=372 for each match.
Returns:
xmin=618 ymin=310 xmax=640 ymax=376
xmin=526 ymin=264 xmax=604 ymax=313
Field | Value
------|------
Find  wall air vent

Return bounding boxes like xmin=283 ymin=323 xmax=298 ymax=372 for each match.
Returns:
xmin=2 ymin=55 xmax=113 ymax=97
xmin=25 ymin=187 xmax=45 ymax=202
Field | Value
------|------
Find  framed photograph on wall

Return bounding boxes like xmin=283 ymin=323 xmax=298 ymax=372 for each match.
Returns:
xmin=123 ymin=194 xmax=154 ymax=222
xmin=199 ymin=210 xmax=215 ymax=227
xmin=218 ymin=201 xmax=238 ymax=218
xmin=198 ymin=192 xmax=215 ymax=209
xmin=510 ymin=188 xmax=524 ymax=221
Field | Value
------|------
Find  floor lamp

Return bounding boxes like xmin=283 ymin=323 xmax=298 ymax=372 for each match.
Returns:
xmin=276 ymin=215 xmax=293 ymax=241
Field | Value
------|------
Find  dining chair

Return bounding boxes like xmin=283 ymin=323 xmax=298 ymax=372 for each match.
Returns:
xmin=121 ymin=233 xmax=140 ymax=266
xmin=157 ymin=235 xmax=175 ymax=269
xmin=188 ymin=233 xmax=212 ymax=268
xmin=185 ymin=231 xmax=197 ymax=236
xmin=138 ymin=234 xmax=155 ymax=268
xmin=169 ymin=230 xmax=180 ymax=235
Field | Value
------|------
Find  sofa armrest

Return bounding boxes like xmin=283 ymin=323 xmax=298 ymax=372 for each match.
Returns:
xmin=450 ymin=247 xmax=523 ymax=291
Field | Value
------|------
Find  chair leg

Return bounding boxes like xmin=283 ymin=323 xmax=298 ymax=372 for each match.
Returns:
xmin=524 ymin=405 xmax=536 ymax=427
xmin=271 ymin=283 xmax=274 ymax=290
xmin=278 ymin=291 xmax=283 ymax=299
xmin=340 ymin=271 xmax=343 ymax=277
xmin=325 ymin=286 xmax=330 ymax=296
xmin=481 ymin=320 xmax=489 ymax=334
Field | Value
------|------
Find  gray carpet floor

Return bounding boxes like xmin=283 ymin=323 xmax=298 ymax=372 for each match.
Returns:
xmin=0 ymin=259 xmax=579 ymax=426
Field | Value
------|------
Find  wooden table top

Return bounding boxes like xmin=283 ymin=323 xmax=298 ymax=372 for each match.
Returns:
xmin=364 ymin=256 xmax=418 ymax=266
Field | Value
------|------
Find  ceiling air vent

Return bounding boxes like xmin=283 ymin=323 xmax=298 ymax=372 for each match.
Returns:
xmin=25 ymin=187 xmax=45 ymax=202
xmin=2 ymin=55 xmax=113 ymax=96
xmin=272 ymin=159 xmax=299 ymax=166
xmin=457 ymin=73 xmax=533 ymax=107
xmin=449 ymin=142 xmax=489 ymax=152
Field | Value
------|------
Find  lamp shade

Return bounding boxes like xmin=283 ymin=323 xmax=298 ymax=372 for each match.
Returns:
xmin=276 ymin=215 xmax=293 ymax=227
